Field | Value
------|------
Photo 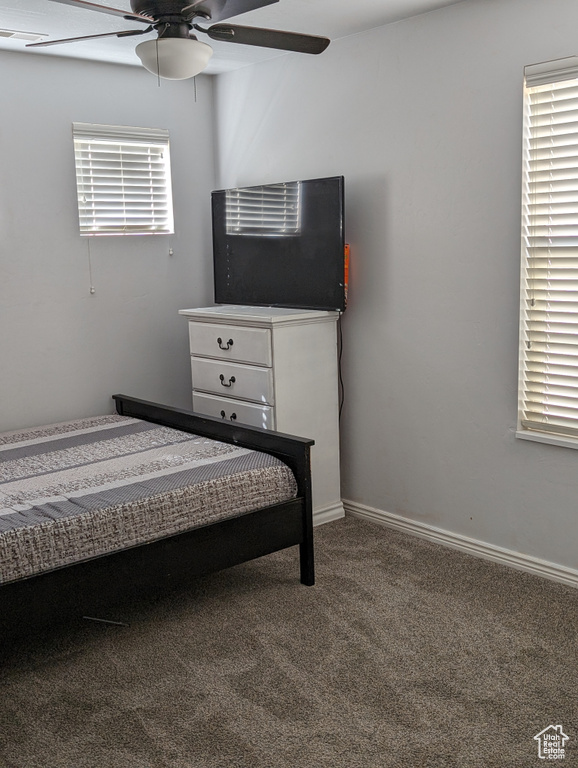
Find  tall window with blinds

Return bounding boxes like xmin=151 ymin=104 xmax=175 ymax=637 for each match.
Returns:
xmin=72 ymin=123 xmax=174 ymax=236
xmin=519 ymin=57 xmax=578 ymax=443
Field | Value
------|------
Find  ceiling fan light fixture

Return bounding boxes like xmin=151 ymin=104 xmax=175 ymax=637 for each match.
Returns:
xmin=135 ymin=37 xmax=213 ymax=80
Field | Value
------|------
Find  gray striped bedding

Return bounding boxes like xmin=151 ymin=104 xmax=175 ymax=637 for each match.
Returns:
xmin=0 ymin=415 xmax=297 ymax=585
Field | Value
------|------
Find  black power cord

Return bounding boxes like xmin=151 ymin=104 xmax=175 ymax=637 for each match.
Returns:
xmin=338 ymin=312 xmax=345 ymax=420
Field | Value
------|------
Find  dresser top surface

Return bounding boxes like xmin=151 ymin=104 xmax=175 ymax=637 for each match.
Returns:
xmin=179 ymin=305 xmax=339 ymax=325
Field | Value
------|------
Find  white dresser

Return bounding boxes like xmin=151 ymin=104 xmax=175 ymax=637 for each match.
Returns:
xmin=179 ymin=305 xmax=344 ymax=524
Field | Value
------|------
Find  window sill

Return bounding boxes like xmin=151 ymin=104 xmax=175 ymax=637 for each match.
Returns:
xmin=516 ymin=429 xmax=578 ymax=450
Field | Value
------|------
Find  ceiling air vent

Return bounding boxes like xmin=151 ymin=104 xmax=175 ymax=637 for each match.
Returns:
xmin=0 ymin=28 xmax=48 ymax=42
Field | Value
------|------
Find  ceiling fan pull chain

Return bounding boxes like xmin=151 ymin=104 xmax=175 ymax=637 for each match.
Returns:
xmin=156 ymin=37 xmax=161 ymax=87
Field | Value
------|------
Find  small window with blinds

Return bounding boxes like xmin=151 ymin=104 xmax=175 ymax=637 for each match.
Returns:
xmin=72 ymin=122 xmax=174 ymax=236
xmin=519 ymin=57 xmax=578 ymax=444
xmin=225 ymin=182 xmax=301 ymax=236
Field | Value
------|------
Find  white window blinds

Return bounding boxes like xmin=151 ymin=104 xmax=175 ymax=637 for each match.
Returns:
xmin=225 ymin=182 xmax=301 ymax=236
xmin=520 ymin=57 xmax=578 ymax=440
xmin=72 ymin=122 xmax=174 ymax=236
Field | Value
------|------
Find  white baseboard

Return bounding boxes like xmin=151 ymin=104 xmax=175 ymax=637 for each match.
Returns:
xmin=343 ymin=499 xmax=578 ymax=589
xmin=313 ymin=500 xmax=345 ymax=527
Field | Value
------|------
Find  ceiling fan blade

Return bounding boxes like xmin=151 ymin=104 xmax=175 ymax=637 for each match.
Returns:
xmin=47 ymin=0 xmax=152 ymax=23
xmin=199 ymin=23 xmax=330 ymax=54
xmin=181 ymin=0 xmax=211 ymax=17
xmin=26 ymin=27 xmax=152 ymax=48
xmin=182 ymin=0 xmax=278 ymax=23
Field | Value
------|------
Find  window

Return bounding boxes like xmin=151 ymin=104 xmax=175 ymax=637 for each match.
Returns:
xmin=72 ymin=122 xmax=174 ymax=236
xmin=519 ymin=57 xmax=578 ymax=445
xmin=225 ymin=181 xmax=301 ymax=236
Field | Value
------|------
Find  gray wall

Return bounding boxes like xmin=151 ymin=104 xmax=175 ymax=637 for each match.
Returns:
xmin=0 ymin=51 xmax=215 ymax=431
xmin=213 ymin=0 xmax=578 ymax=571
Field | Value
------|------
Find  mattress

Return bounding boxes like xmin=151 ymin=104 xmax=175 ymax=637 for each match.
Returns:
xmin=0 ymin=415 xmax=298 ymax=585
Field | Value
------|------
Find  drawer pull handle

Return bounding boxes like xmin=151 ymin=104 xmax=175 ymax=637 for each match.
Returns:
xmin=220 ymin=410 xmax=237 ymax=421
xmin=219 ymin=374 xmax=236 ymax=387
xmin=217 ymin=337 xmax=234 ymax=350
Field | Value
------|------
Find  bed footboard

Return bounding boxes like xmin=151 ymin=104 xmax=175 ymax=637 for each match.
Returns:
xmin=112 ymin=394 xmax=315 ymax=586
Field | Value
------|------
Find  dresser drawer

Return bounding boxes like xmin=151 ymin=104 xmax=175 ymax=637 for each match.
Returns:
xmin=192 ymin=392 xmax=275 ymax=430
xmin=188 ymin=322 xmax=272 ymax=366
xmin=191 ymin=357 xmax=274 ymax=405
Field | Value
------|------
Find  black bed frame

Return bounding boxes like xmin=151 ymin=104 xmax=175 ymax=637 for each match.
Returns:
xmin=0 ymin=395 xmax=315 ymax=641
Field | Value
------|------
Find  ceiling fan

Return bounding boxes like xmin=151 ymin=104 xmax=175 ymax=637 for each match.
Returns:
xmin=26 ymin=0 xmax=330 ymax=80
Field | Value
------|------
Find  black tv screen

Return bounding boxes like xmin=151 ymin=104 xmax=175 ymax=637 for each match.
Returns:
xmin=212 ymin=175 xmax=345 ymax=312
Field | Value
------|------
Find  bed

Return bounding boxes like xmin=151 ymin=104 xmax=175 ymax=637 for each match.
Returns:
xmin=0 ymin=394 xmax=314 ymax=639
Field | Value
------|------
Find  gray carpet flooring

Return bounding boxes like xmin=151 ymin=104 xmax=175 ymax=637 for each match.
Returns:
xmin=0 ymin=515 xmax=576 ymax=767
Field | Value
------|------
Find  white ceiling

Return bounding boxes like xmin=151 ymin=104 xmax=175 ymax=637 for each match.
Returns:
xmin=0 ymin=0 xmax=464 ymax=74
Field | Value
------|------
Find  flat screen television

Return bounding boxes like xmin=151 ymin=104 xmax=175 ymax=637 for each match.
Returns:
xmin=211 ymin=175 xmax=346 ymax=312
